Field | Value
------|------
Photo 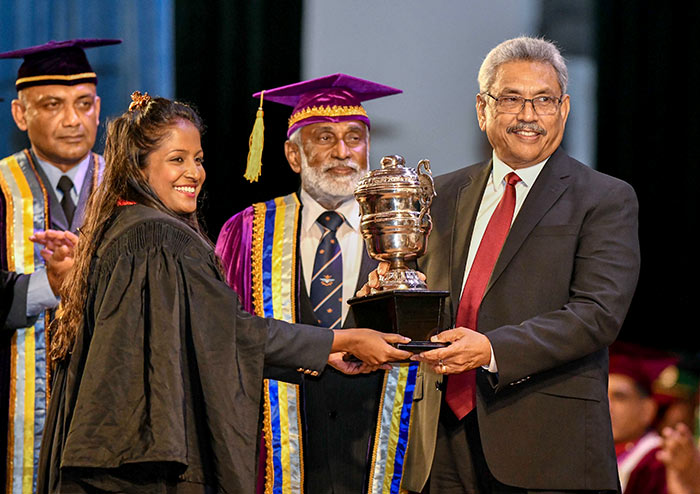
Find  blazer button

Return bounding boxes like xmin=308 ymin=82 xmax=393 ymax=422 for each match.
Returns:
xmin=328 ymin=411 xmax=338 ymax=419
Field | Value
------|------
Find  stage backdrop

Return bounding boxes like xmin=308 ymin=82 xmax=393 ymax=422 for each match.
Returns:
xmin=0 ymin=0 xmax=175 ymax=158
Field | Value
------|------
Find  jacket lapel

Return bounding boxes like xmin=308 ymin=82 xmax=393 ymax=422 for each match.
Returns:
xmin=73 ymin=153 xmax=98 ymax=231
xmin=449 ymin=162 xmax=491 ymax=305
xmin=354 ymin=247 xmax=378 ymax=295
xmin=485 ymin=149 xmax=571 ymax=296
xmin=30 ymin=151 xmax=69 ymax=231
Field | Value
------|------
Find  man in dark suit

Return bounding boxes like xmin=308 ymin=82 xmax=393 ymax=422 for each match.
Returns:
xmin=215 ymin=74 xmax=404 ymax=493
xmin=397 ymin=36 xmax=640 ymax=493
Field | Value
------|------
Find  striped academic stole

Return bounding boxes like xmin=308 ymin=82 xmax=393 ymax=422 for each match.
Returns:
xmin=0 ymin=150 xmax=50 ymax=494
xmin=368 ymin=362 xmax=419 ymax=494
xmin=250 ymin=193 xmax=304 ymax=494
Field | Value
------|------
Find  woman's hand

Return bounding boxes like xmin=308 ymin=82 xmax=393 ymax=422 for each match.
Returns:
xmin=331 ymin=328 xmax=412 ymax=366
xmin=327 ymin=352 xmax=391 ymax=375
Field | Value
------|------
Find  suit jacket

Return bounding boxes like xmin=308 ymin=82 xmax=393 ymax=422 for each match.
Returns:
xmin=403 ymin=148 xmax=640 ymax=491
xmin=1 ymin=270 xmax=19 ymax=328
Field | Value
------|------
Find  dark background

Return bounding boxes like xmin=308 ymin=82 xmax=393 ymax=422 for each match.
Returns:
xmin=175 ymin=1 xmax=699 ymax=354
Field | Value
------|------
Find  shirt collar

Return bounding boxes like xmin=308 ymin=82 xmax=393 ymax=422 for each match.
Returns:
xmin=35 ymin=153 xmax=91 ymax=194
xmin=299 ymin=188 xmax=361 ymax=233
xmin=490 ymin=151 xmax=548 ymax=191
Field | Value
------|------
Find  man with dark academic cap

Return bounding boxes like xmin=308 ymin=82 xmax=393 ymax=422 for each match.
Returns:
xmin=0 ymin=38 xmax=120 ymax=493
xmin=215 ymin=74 xmax=405 ymax=494
xmin=608 ymin=351 xmax=668 ymax=494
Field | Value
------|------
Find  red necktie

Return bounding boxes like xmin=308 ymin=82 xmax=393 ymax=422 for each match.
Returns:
xmin=445 ymin=171 xmax=521 ymax=420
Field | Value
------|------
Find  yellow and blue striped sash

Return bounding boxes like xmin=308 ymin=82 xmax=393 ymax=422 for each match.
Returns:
xmin=0 ymin=150 xmax=49 ymax=494
xmin=251 ymin=193 xmax=304 ymax=494
xmin=368 ymin=363 xmax=419 ymax=494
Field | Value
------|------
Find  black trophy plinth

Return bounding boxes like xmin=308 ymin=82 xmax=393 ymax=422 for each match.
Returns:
xmin=347 ymin=289 xmax=449 ymax=342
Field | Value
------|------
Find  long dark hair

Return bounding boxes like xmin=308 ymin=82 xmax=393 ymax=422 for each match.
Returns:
xmin=50 ymin=92 xmax=206 ymax=361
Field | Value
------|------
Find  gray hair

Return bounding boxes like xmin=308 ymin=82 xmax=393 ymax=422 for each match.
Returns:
xmin=478 ymin=36 xmax=568 ymax=95
xmin=288 ymin=127 xmax=302 ymax=146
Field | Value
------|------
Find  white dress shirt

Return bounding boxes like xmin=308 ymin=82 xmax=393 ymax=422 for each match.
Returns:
xmin=299 ymin=188 xmax=365 ymax=325
xmin=461 ymin=152 xmax=548 ymax=371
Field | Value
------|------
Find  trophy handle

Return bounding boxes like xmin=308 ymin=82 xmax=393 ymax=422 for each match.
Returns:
xmin=417 ymin=159 xmax=436 ymax=224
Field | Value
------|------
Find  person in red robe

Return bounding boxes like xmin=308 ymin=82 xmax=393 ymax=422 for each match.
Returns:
xmin=609 ymin=350 xmax=667 ymax=494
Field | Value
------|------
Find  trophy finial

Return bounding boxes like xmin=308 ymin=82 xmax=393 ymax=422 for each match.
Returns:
xmin=380 ymin=155 xmax=405 ymax=168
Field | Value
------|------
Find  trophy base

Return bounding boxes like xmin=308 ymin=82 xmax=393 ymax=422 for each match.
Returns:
xmin=377 ymin=266 xmax=427 ymax=291
xmin=347 ymin=289 xmax=449 ymax=342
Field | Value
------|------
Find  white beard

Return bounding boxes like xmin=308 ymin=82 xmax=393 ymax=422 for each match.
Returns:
xmin=299 ymin=151 xmax=368 ymax=208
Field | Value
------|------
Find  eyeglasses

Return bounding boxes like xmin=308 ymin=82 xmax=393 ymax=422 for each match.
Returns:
xmin=484 ymin=93 xmax=562 ymax=115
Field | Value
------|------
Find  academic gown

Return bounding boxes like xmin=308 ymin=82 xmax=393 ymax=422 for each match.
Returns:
xmin=216 ymin=196 xmax=381 ymax=494
xmin=37 ymin=204 xmax=333 ymax=494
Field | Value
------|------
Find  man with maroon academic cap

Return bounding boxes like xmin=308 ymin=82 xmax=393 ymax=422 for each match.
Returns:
xmin=215 ymin=74 xmax=403 ymax=494
xmin=608 ymin=351 xmax=667 ymax=494
xmin=0 ymin=38 xmax=120 ymax=493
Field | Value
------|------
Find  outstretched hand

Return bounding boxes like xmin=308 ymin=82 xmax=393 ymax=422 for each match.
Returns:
xmin=332 ymin=328 xmax=412 ymax=366
xmin=29 ymin=230 xmax=79 ymax=296
xmin=327 ymin=352 xmax=391 ymax=375
xmin=355 ymin=261 xmax=426 ymax=297
xmin=411 ymin=327 xmax=492 ymax=375
xmin=355 ymin=261 xmax=390 ymax=297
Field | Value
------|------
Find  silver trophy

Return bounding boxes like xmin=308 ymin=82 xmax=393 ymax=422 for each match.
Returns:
xmin=354 ymin=155 xmax=436 ymax=291
xmin=348 ymin=154 xmax=448 ymax=343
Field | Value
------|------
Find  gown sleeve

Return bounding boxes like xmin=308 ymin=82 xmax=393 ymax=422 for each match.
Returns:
xmin=1 ymin=269 xmax=18 ymax=327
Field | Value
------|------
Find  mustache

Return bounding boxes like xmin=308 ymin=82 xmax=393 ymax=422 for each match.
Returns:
xmin=321 ymin=160 xmax=362 ymax=173
xmin=507 ymin=122 xmax=547 ymax=136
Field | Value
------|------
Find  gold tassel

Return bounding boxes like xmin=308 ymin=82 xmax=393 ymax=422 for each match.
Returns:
xmin=244 ymin=91 xmax=265 ymax=182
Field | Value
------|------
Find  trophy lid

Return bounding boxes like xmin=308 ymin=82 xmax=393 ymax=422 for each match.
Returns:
xmin=355 ymin=155 xmax=435 ymax=199
xmin=356 ymin=155 xmax=422 ymax=193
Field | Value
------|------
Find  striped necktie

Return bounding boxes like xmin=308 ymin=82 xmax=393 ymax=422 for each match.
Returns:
xmin=310 ymin=211 xmax=344 ymax=328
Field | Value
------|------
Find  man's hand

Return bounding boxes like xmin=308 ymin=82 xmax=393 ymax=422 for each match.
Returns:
xmin=29 ymin=230 xmax=79 ymax=297
xmin=332 ymin=328 xmax=412 ymax=365
xmin=30 ymin=229 xmax=79 ymax=252
xmin=411 ymin=327 xmax=492 ymax=375
xmin=355 ymin=261 xmax=426 ymax=297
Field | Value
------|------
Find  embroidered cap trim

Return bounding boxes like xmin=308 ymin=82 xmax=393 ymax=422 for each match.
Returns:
xmin=288 ymin=104 xmax=367 ymax=128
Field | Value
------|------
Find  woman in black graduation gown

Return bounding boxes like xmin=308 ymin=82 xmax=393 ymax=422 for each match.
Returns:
xmin=37 ymin=93 xmax=410 ymax=494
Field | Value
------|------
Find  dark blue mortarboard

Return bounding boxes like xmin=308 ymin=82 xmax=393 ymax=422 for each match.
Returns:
xmin=0 ymin=38 xmax=121 ymax=90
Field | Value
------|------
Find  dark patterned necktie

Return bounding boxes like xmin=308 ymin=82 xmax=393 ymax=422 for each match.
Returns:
xmin=446 ymin=172 xmax=521 ymax=420
xmin=57 ymin=175 xmax=76 ymax=225
xmin=310 ymin=211 xmax=344 ymax=328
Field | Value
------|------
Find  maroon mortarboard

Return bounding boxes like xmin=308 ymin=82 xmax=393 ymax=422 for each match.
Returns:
xmin=0 ymin=38 xmax=122 ymax=91
xmin=244 ymin=73 xmax=402 ymax=182
xmin=609 ymin=353 xmax=655 ymax=395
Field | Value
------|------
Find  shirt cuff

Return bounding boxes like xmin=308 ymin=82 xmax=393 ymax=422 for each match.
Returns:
xmin=26 ymin=270 xmax=60 ymax=317
xmin=482 ymin=342 xmax=498 ymax=373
